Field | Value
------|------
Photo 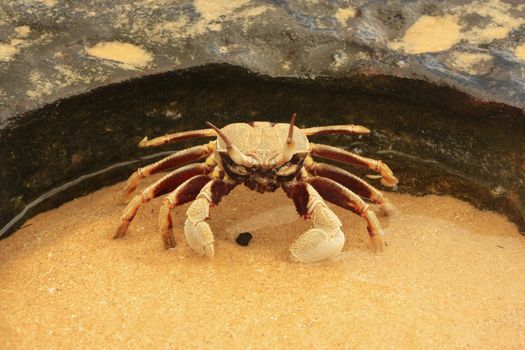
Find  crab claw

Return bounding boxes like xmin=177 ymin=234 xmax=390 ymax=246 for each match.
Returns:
xmin=290 ymin=227 xmax=345 ymax=263
xmin=184 ymin=190 xmax=216 ymax=258
xmin=184 ymin=219 xmax=215 ymax=258
xmin=290 ymin=185 xmax=345 ymax=263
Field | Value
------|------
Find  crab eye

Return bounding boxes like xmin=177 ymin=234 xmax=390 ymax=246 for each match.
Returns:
xmin=220 ymin=153 xmax=250 ymax=176
xmin=229 ymin=164 xmax=249 ymax=175
xmin=275 ymin=163 xmax=297 ymax=176
xmin=275 ymin=154 xmax=305 ymax=176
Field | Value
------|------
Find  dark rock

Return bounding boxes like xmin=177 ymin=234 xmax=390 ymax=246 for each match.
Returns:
xmin=0 ymin=0 xmax=525 ymax=125
xmin=236 ymin=232 xmax=253 ymax=247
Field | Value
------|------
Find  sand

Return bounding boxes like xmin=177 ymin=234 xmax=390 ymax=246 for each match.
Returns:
xmin=335 ymin=8 xmax=356 ymax=27
xmin=446 ymin=51 xmax=493 ymax=75
xmin=1 ymin=176 xmax=525 ymax=349
xmin=515 ymin=43 xmax=525 ymax=61
xmin=85 ymin=42 xmax=153 ymax=70
xmin=389 ymin=15 xmax=461 ymax=54
xmin=389 ymin=1 xmax=525 ymax=54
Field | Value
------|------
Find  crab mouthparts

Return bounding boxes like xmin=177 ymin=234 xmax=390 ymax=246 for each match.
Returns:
xmin=255 ymin=183 xmax=266 ymax=193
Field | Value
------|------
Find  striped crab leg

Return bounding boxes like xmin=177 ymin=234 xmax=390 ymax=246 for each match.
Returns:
xmin=121 ymin=143 xmax=214 ymax=201
xmin=157 ymin=174 xmax=215 ymax=249
xmin=138 ymin=128 xmax=215 ymax=148
xmin=302 ymin=124 xmax=371 ymax=136
xmin=310 ymin=143 xmax=398 ymax=187
xmin=304 ymin=157 xmax=396 ymax=216
xmin=114 ymin=163 xmax=212 ymax=240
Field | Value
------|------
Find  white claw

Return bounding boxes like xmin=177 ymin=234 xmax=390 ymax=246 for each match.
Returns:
xmin=290 ymin=184 xmax=346 ymax=263
xmin=184 ymin=220 xmax=215 ymax=257
xmin=290 ymin=228 xmax=345 ymax=263
xmin=184 ymin=186 xmax=216 ymax=258
xmin=204 ymin=243 xmax=215 ymax=258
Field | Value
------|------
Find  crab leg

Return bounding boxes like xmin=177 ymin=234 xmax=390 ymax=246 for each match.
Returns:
xmin=181 ymin=179 xmax=234 ymax=257
xmin=122 ymin=143 xmax=214 ymax=200
xmin=310 ymin=143 xmax=398 ymax=187
xmin=304 ymin=158 xmax=396 ymax=216
xmin=138 ymin=128 xmax=215 ymax=148
xmin=157 ymin=174 xmax=214 ymax=249
xmin=303 ymin=124 xmax=370 ymax=136
xmin=114 ymin=163 xmax=211 ymax=239
xmin=286 ymin=182 xmax=345 ymax=263
xmin=307 ymin=176 xmax=385 ymax=251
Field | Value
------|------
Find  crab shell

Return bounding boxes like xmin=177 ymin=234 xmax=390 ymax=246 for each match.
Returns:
xmin=214 ymin=122 xmax=309 ymax=168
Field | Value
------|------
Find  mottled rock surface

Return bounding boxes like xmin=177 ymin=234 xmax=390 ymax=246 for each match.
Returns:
xmin=1 ymin=0 xmax=525 ymax=125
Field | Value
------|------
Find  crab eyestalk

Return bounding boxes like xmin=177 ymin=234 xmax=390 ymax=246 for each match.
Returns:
xmin=206 ymin=122 xmax=256 ymax=167
xmin=287 ymin=113 xmax=297 ymax=144
xmin=280 ymin=113 xmax=297 ymax=164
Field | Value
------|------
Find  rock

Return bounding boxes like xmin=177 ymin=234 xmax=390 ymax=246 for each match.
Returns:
xmin=0 ymin=0 xmax=525 ymax=125
xmin=236 ymin=232 xmax=253 ymax=247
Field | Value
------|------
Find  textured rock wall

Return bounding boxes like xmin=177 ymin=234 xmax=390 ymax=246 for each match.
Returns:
xmin=1 ymin=0 xmax=525 ymax=125
xmin=0 ymin=65 xmax=524 ymax=237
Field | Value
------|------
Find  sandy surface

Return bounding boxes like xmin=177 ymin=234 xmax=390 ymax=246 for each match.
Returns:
xmin=1 ymin=176 xmax=525 ymax=349
xmin=389 ymin=1 xmax=525 ymax=54
xmin=515 ymin=43 xmax=525 ymax=61
xmin=85 ymin=42 xmax=153 ymax=70
xmin=389 ymin=15 xmax=461 ymax=54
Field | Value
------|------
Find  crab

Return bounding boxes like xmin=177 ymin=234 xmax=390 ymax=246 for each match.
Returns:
xmin=114 ymin=114 xmax=398 ymax=263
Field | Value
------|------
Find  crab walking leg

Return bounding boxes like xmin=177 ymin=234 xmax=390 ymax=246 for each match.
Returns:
xmin=286 ymin=183 xmax=345 ymax=263
xmin=157 ymin=175 xmax=214 ymax=249
xmin=307 ymin=176 xmax=386 ymax=251
xmin=138 ymin=128 xmax=215 ymax=148
xmin=183 ymin=179 xmax=233 ymax=257
xmin=114 ymin=163 xmax=211 ymax=239
xmin=122 ymin=143 xmax=214 ymax=200
xmin=302 ymin=124 xmax=370 ymax=136
xmin=310 ymin=143 xmax=398 ymax=187
xmin=304 ymin=158 xmax=396 ymax=216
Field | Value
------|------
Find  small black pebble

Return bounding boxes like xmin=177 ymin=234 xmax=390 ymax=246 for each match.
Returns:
xmin=236 ymin=232 xmax=253 ymax=246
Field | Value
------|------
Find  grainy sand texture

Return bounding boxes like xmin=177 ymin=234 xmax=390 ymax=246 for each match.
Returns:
xmin=1 ymin=177 xmax=525 ymax=349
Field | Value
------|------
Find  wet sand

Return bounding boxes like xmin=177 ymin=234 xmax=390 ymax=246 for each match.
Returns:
xmin=1 ymin=177 xmax=525 ymax=349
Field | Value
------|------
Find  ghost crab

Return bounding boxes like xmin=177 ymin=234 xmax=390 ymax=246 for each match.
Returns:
xmin=115 ymin=114 xmax=398 ymax=262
